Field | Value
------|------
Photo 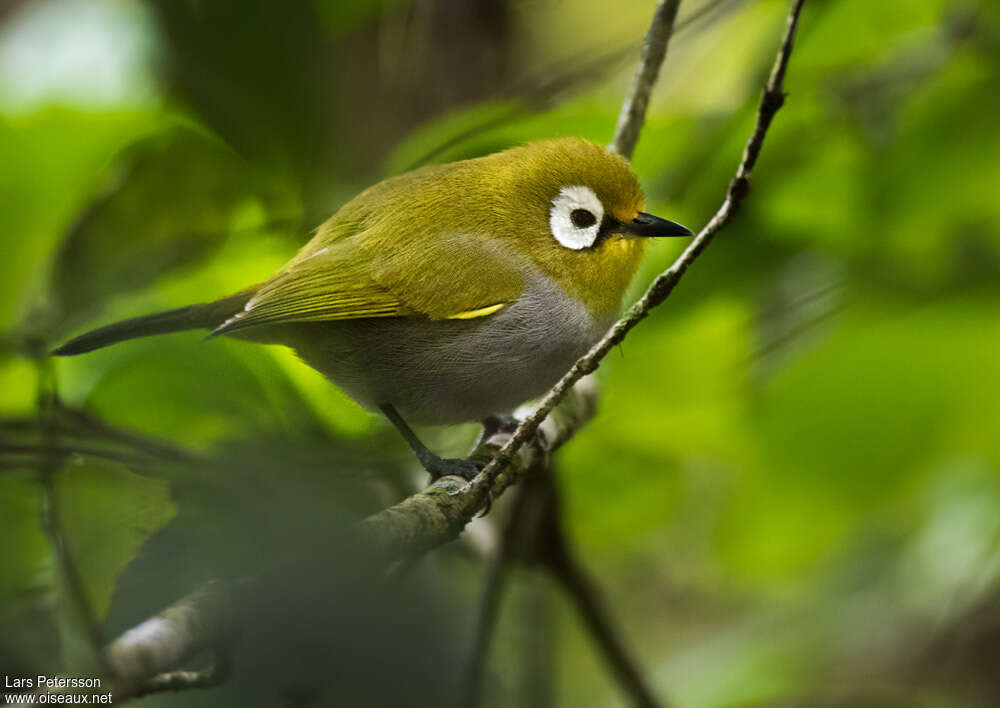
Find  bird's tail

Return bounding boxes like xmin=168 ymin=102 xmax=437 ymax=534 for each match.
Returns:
xmin=52 ymin=289 xmax=256 ymax=356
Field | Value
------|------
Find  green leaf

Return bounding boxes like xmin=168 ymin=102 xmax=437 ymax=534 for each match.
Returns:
xmin=55 ymin=457 xmax=176 ymax=622
xmin=50 ymin=125 xmax=298 ymax=334
xmin=0 ymin=108 xmax=159 ymax=331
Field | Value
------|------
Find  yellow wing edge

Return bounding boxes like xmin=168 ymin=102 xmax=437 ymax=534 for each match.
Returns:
xmin=445 ymin=303 xmax=505 ymax=320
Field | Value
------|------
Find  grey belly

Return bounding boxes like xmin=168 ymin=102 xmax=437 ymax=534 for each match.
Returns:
xmin=275 ymin=281 xmax=609 ymax=425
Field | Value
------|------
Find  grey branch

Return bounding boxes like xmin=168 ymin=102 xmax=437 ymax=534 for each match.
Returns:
xmin=610 ymin=0 xmax=683 ymax=160
xmin=94 ymin=0 xmax=807 ymax=699
xmin=102 ymin=581 xmax=236 ymax=700
xmin=130 ymin=666 xmax=227 ymax=697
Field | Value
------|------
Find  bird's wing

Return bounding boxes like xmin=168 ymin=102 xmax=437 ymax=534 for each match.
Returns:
xmin=213 ymin=230 xmax=524 ymax=336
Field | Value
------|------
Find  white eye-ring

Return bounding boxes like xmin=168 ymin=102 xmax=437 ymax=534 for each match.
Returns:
xmin=549 ymin=185 xmax=604 ymax=250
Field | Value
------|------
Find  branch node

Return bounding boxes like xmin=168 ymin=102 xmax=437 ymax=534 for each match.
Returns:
xmin=761 ymin=88 xmax=786 ymax=114
xmin=730 ymin=175 xmax=751 ymax=201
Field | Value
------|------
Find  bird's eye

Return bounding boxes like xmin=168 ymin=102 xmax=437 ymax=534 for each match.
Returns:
xmin=570 ymin=209 xmax=597 ymax=228
xmin=550 ymin=185 xmax=605 ymax=250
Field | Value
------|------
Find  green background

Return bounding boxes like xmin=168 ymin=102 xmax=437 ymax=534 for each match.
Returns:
xmin=2 ymin=0 xmax=999 ymax=706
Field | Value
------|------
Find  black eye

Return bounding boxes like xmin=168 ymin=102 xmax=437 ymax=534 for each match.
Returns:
xmin=570 ymin=208 xmax=597 ymax=228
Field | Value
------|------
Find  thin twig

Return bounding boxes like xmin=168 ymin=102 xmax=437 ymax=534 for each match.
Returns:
xmin=532 ymin=464 xmax=667 ymax=708
xmin=463 ymin=555 xmax=509 ymax=707
xmin=0 ymin=443 xmax=179 ymax=467
xmin=610 ymin=0 xmax=683 ymax=159
xmin=462 ymin=485 xmax=534 ymax=708
xmin=517 ymin=570 xmax=556 ymax=708
xmin=35 ymin=359 xmax=111 ymax=675
xmin=550 ymin=543 xmax=664 ymax=708
xmin=466 ymin=0 xmax=808 ymax=509
xmin=54 ymin=402 xmax=198 ymax=463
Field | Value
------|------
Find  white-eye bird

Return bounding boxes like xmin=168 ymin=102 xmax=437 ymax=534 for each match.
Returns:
xmin=55 ymin=137 xmax=692 ymax=478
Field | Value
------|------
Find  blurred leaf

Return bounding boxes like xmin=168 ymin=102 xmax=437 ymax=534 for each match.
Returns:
xmin=55 ymin=456 xmax=176 ymax=621
xmin=720 ymin=293 xmax=1000 ymax=582
xmin=312 ymin=0 xmax=403 ymax=37
xmin=382 ymin=99 xmax=526 ymax=174
xmin=875 ymin=50 xmax=1000 ymax=283
xmin=50 ymin=125 xmax=298 ymax=333
xmin=0 ymin=355 xmax=38 ymax=416
xmin=0 ymin=473 xmax=49 ymax=613
xmin=0 ymin=472 xmax=55 ymax=675
xmin=0 ymin=107 xmax=160 ymax=331
xmin=264 ymin=346 xmax=376 ymax=438
xmin=794 ymin=0 xmax=950 ymax=73
xmin=562 ymin=296 xmax=754 ymax=558
xmin=60 ymin=334 xmax=329 ymax=448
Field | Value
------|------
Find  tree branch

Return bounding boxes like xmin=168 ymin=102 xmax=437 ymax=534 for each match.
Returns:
xmin=515 ymin=459 xmax=670 ymax=708
xmin=101 ymin=581 xmax=237 ymax=700
xmin=461 ymin=484 xmax=532 ymax=708
xmin=128 ymin=664 xmax=228 ymax=699
xmin=610 ymin=0 xmax=683 ymax=160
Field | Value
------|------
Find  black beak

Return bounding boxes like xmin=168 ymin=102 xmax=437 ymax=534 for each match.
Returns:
xmin=620 ymin=212 xmax=693 ymax=238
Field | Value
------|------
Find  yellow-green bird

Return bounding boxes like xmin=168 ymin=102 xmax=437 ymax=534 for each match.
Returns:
xmin=55 ymin=137 xmax=692 ymax=478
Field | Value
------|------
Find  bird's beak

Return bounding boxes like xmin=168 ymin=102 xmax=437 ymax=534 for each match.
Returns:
xmin=619 ymin=212 xmax=694 ymax=238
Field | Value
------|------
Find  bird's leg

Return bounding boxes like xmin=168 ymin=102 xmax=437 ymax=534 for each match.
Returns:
xmin=380 ymin=404 xmax=482 ymax=482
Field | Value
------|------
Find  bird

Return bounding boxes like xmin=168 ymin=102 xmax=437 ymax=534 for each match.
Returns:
xmin=54 ymin=137 xmax=693 ymax=479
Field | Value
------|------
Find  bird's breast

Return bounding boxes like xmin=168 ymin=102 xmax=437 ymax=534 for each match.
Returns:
xmin=286 ymin=273 xmax=611 ymax=425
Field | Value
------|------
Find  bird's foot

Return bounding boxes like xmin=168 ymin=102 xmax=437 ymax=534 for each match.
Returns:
xmin=430 ymin=452 xmax=498 ymax=517
xmin=421 ymin=453 xmax=495 ymax=516
xmin=420 ymin=452 xmax=483 ymax=483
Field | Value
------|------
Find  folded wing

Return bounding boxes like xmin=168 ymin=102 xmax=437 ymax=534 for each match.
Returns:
xmin=214 ymin=228 xmax=524 ymax=336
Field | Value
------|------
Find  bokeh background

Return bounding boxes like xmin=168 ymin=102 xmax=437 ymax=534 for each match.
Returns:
xmin=2 ymin=0 xmax=1000 ymax=706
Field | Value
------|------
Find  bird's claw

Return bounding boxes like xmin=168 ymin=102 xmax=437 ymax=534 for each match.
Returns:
xmin=423 ymin=455 xmax=483 ymax=483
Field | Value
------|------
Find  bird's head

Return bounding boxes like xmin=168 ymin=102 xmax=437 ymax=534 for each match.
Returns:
xmin=477 ymin=137 xmax=693 ymax=317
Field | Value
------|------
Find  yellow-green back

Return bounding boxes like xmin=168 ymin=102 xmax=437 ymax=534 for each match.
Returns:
xmin=217 ymin=137 xmax=648 ymax=335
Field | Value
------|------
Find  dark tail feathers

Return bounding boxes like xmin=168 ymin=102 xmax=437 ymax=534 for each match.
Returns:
xmin=52 ymin=289 xmax=256 ymax=356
